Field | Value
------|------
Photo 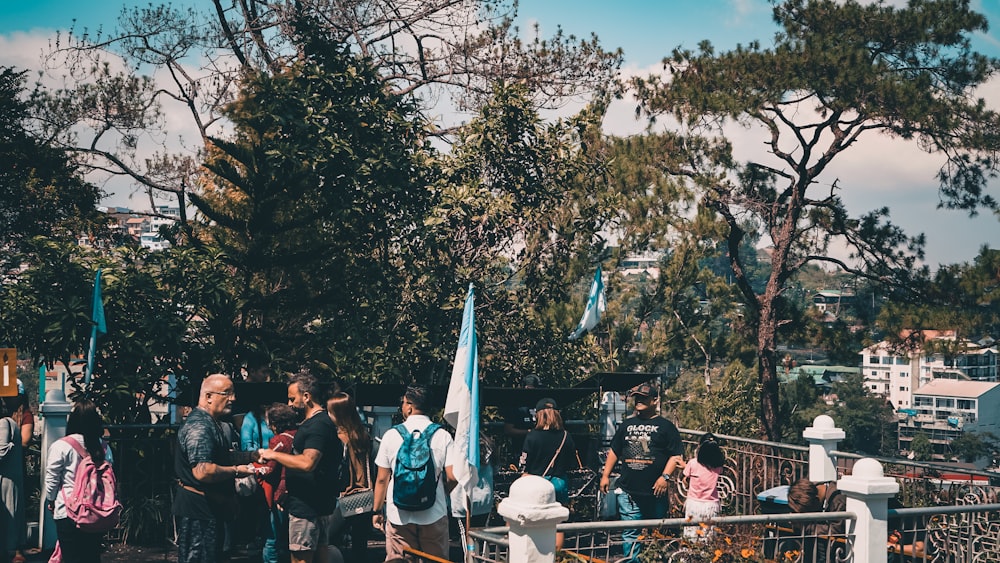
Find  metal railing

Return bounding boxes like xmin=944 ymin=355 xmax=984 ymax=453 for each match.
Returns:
xmin=470 ymin=512 xmax=857 ymax=563
xmin=79 ymin=421 xmax=1000 ymax=558
xmin=886 ymin=503 xmax=1000 ymax=563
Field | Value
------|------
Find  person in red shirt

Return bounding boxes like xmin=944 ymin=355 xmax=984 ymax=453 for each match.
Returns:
xmin=258 ymin=403 xmax=298 ymax=563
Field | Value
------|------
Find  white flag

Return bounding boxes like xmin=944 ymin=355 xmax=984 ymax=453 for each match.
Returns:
xmin=443 ymin=284 xmax=480 ymax=505
xmin=568 ymin=265 xmax=606 ymax=340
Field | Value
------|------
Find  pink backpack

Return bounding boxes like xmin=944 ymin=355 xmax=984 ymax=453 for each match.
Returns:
xmin=59 ymin=436 xmax=122 ymax=532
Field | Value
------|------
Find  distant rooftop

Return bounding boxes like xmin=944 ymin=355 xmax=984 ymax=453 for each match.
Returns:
xmin=914 ymin=378 xmax=1000 ymax=398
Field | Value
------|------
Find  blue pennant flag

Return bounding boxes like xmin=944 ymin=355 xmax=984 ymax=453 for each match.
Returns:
xmin=568 ymin=265 xmax=606 ymax=340
xmin=443 ymin=284 xmax=480 ymax=514
xmin=84 ymin=269 xmax=106 ymax=386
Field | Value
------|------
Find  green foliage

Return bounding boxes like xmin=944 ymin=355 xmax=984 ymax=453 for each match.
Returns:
xmin=779 ymin=372 xmax=822 ymax=444
xmin=431 ymin=83 xmax=612 ymax=385
xmin=0 ymin=238 xmax=237 ymax=422
xmin=191 ymin=24 xmax=440 ymax=379
xmin=949 ymin=431 xmax=999 ymax=464
xmin=627 ymin=0 xmax=1000 ymax=439
xmin=827 ymin=373 xmax=897 ymax=455
xmin=910 ymin=432 xmax=934 ymax=462
xmin=0 ymin=67 xmax=105 ymax=268
xmin=666 ymin=361 xmax=761 ymax=438
xmin=876 ymin=247 xmax=1000 ymax=342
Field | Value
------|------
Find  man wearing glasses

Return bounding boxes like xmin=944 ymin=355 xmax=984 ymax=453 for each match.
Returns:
xmin=174 ymin=374 xmax=261 ymax=563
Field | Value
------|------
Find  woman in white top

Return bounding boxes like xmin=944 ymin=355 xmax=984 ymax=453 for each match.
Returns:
xmin=0 ymin=396 xmax=24 ymax=563
xmin=44 ymin=399 xmax=106 ymax=563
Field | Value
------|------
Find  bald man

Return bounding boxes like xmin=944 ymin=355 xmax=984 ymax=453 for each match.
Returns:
xmin=174 ymin=374 xmax=261 ymax=563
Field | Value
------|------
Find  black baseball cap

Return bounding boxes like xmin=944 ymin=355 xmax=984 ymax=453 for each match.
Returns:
xmin=535 ymin=397 xmax=558 ymax=411
xmin=628 ymin=383 xmax=656 ymax=397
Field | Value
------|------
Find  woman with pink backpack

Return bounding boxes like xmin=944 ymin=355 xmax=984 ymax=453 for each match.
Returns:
xmin=44 ymin=399 xmax=115 ymax=563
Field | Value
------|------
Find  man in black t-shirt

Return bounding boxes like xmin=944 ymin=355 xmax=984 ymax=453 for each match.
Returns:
xmin=259 ymin=370 xmax=342 ymax=563
xmin=174 ymin=374 xmax=260 ymax=563
xmin=599 ymin=383 xmax=684 ymax=562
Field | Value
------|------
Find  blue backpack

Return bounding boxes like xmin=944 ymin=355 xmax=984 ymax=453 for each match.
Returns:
xmin=392 ymin=422 xmax=442 ymax=511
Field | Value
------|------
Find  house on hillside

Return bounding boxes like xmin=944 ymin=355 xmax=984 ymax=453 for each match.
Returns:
xmin=779 ymin=364 xmax=860 ymax=404
xmin=897 ymin=378 xmax=1000 ymax=462
xmin=812 ymin=289 xmax=856 ymax=315
xmin=618 ymin=253 xmax=662 ymax=279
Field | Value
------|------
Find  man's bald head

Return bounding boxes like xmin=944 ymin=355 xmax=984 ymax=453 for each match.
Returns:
xmin=199 ymin=374 xmax=235 ymax=419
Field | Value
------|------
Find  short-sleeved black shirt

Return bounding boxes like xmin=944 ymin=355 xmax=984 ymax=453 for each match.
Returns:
xmin=519 ymin=429 xmax=578 ymax=478
xmin=283 ymin=411 xmax=343 ymax=519
xmin=610 ymin=415 xmax=683 ymax=497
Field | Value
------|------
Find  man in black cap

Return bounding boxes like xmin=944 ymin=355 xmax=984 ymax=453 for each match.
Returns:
xmin=599 ymin=383 xmax=684 ymax=562
xmin=502 ymin=374 xmax=541 ymax=457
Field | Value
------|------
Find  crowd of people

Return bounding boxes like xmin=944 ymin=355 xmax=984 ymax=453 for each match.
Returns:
xmin=165 ymin=370 xmax=698 ymax=563
xmin=7 ymin=367 xmax=943 ymax=563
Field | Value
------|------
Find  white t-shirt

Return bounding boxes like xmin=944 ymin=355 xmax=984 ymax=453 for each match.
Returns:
xmin=375 ymin=414 xmax=453 ymax=525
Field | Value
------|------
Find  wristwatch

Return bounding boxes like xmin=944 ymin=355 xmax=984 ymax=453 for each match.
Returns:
xmin=661 ymin=473 xmax=672 ymax=481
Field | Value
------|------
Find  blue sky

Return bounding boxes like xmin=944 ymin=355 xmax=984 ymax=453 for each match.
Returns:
xmin=2 ymin=0 xmax=999 ymax=268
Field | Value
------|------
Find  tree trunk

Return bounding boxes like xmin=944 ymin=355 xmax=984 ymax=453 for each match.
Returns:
xmin=757 ymin=305 xmax=781 ymax=442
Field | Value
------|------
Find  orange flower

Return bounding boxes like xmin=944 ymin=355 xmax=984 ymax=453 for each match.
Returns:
xmin=713 ymin=548 xmax=723 ymax=562
xmin=741 ymin=548 xmax=755 ymax=558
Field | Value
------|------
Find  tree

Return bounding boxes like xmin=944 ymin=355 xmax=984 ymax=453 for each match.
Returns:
xmin=876 ymin=247 xmax=1000 ymax=344
xmin=949 ymin=431 xmax=999 ymax=464
xmin=629 ymin=0 xmax=1000 ymax=440
xmin=427 ymin=83 xmax=613 ymax=386
xmin=188 ymin=21 xmax=442 ymax=378
xmin=665 ymin=361 xmax=761 ymax=438
xmin=826 ymin=373 xmax=896 ymax=455
xmin=910 ymin=432 xmax=934 ymax=462
xmin=0 ymin=67 xmax=105 ymax=268
xmin=35 ymin=0 xmax=621 ymax=216
xmin=0 ymin=240 xmax=225 ymax=423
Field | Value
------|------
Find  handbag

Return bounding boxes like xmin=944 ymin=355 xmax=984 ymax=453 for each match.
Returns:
xmin=338 ymin=488 xmax=375 ymax=517
xmin=598 ymin=475 xmax=620 ymax=520
xmin=48 ymin=541 xmax=61 ymax=563
xmin=337 ymin=446 xmax=375 ymax=517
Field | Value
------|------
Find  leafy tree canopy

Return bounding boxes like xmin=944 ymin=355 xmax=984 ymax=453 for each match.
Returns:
xmin=0 ymin=67 xmax=105 ymax=268
xmin=627 ymin=0 xmax=1000 ymax=439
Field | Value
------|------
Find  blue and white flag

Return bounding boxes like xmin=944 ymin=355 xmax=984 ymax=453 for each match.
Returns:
xmin=443 ymin=284 xmax=480 ymax=509
xmin=84 ymin=269 xmax=107 ymax=387
xmin=568 ymin=265 xmax=606 ymax=340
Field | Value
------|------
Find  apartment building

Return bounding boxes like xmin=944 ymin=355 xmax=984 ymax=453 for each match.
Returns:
xmin=860 ymin=332 xmax=997 ymax=410
xmin=897 ymin=378 xmax=1000 ymax=460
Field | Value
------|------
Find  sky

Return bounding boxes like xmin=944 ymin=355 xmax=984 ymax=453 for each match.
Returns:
xmin=2 ymin=0 xmax=999 ymax=269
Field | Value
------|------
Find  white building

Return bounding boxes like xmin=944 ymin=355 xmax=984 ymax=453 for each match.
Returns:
xmin=619 ymin=253 xmax=662 ymax=279
xmin=860 ymin=332 xmax=997 ymax=410
xmin=898 ymin=378 xmax=1000 ymax=461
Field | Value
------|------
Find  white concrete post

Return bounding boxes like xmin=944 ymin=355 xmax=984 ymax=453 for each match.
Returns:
xmin=837 ymin=458 xmax=899 ymax=563
xmin=497 ymin=475 xmax=570 ymax=563
xmin=38 ymin=389 xmax=72 ymax=549
xmin=802 ymin=415 xmax=845 ymax=483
